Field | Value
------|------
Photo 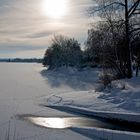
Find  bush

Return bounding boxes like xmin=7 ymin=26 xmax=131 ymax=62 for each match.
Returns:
xmin=43 ymin=35 xmax=83 ymax=69
xmin=99 ymin=73 xmax=114 ymax=89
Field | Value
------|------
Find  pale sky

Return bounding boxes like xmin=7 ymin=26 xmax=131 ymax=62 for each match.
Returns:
xmin=0 ymin=0 xmax=97 ymax=58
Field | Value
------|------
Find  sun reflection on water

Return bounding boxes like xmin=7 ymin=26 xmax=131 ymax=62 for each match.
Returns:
xmin=26 ymin=117 xmax=70 ymax=129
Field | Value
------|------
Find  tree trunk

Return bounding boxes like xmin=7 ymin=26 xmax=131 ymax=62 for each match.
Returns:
xmin=125 ymin=0 xmax=133 ymax=78
xmin=136 ymin=66 xmax=139 ymax=77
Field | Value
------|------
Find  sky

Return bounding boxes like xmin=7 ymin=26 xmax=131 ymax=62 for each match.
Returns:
xmin=0 ymin=0 xmax=97 ymax=58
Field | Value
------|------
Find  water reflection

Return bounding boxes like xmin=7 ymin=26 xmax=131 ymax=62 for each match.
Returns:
xmin=27 ymin=117 xmax=69 ymax=129
xmin=19 ymin=115 xmax=140 ymax=133
xmin=23 ymin=116 xmax=102 ymax=129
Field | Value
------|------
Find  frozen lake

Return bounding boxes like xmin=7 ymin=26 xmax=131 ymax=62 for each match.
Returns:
xmin=0 ymin=63 xmax=90 ymax=140
xmin=0 ymin=63 xmax=140 ymax=140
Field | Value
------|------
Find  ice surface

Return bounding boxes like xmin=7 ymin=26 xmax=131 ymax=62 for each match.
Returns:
xmin=0 ymin=63 xmax=140 ymax=140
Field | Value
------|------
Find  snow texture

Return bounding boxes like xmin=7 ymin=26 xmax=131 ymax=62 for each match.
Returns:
xmin=0 ymin=63 xmax=140 ymax=140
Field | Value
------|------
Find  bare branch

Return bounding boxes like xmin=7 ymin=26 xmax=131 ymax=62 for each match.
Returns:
xmin=130 ymin=31 xmax=140 ymax=39
xmin=91 ymin=2 xmax=125 ymax=14
xmin=112 ymin=2 xmax=125 ymax=7
xmin=133 ymin=11 xmax=140 ymax=15
xmin=128 ymin=0 xmax=140 ymax=17
xmin=130 ymin=28 xmax=140 ymax=35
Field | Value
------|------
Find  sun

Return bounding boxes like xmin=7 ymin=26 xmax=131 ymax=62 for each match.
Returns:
xmin=42 ymin=0 xmax=68 ymax=19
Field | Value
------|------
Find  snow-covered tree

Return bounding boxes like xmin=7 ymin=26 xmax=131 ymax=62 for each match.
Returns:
xmin=43 ymin=35 xmax=83 ymax=69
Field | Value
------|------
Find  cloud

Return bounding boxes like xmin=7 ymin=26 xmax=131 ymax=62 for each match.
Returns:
xmin=24 ymin=28 xmax=61 ymax=39
xmin=0 ymin=0 xmax=96 ymax=58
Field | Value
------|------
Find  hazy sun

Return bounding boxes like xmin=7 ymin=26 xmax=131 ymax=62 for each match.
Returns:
xmin=42 ymin=0 xmax=68 ymax=19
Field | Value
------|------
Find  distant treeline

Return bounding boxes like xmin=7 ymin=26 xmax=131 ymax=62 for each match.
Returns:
xmin=0 ymin=58 xmax=42 ymax=63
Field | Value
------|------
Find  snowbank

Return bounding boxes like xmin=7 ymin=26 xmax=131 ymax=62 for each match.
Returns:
xmin=45 ymin=105 xmax=140 ymax=123
xmin=41 ymin=68 xmax=140 ymax=123
xmin=71 ymin=127 xmax=140 ymax=140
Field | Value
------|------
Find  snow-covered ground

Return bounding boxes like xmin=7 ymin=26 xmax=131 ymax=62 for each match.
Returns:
xmin=40 ymin=66 xmax=140 ymax=122
xmin=0 ymin=63 xmax=140 ymax=140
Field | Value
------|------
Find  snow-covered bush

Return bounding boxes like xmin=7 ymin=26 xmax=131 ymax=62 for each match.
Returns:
xmin=98 ymin=72 xmax=115 ymax=91
xmin=43 ymin=35 xmax=83 ymax=69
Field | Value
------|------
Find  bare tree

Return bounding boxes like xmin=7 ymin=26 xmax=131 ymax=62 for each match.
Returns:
xmin=90 ymin=0 xmax=140 ymax=78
